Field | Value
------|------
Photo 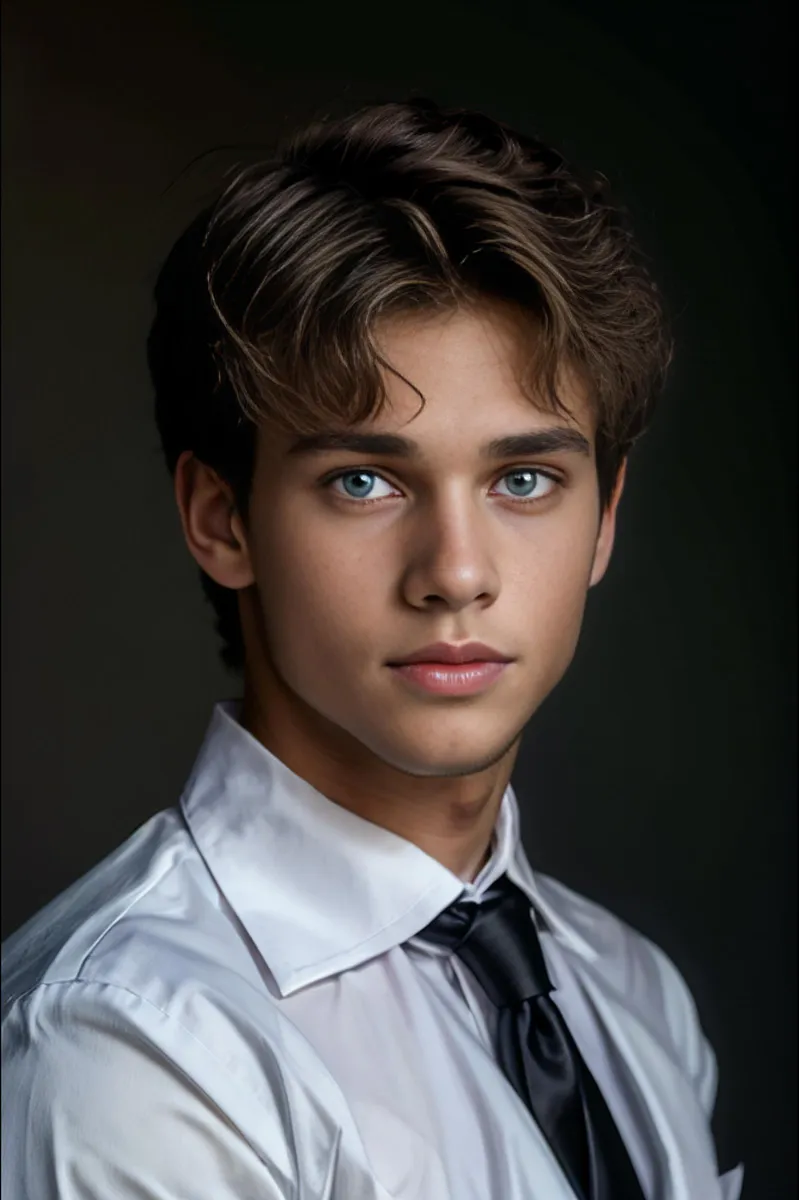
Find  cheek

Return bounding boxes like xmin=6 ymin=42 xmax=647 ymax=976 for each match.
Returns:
xmin=252 ymin=517 xmax=388 ymax=659
xmin=516 ymin=528 xmax=597 ymax=656
xmin=520 ymin=520 xmax=597 ymax=602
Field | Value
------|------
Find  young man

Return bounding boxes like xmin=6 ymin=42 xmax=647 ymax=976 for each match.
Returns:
xmin=1 ymin=99 xmax=743 ymax=1199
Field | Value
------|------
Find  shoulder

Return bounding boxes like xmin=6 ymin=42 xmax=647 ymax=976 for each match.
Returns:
xmin=1 ymin=812 xmax=314 ymax=1197
xmin=535 ymin=872 xmax=718 ymax=1114
xmin=1 ymin=976 xmax=299 ymax=1199
xmin=3 ymin=806 xmax=269 ymax=1015
xmin=1 ymin=806 xmax=290 ymax=1099
xmin=2 ymin=808 xmax=193 ymax=1010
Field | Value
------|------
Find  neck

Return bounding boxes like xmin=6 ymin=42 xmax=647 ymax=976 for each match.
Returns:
xmin=240 ymin=676 xmax=519 ymax=881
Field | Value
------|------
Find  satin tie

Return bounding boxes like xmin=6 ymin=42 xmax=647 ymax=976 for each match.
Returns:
xmin=416 ymin=874 xmax=645 ymax=1200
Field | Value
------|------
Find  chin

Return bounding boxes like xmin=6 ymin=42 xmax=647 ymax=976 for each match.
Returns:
xmin=363 ymin=724 xmax=523 ymax=779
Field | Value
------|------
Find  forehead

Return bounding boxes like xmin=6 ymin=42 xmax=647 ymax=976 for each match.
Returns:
xmin=377 ymin=300 xmax=530 ymax=374
xmin=374 ymin=302 xmax=589 ymax=425
xmin=262 ymin=302 xmax=595 ymax=463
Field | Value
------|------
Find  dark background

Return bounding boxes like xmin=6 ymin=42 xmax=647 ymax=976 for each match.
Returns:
xmin=2 ymin=0 xmax=795 ymax=1192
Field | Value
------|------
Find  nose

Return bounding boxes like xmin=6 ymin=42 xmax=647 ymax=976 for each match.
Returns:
xmin=399 ymin=499 xmax=500 ymax=613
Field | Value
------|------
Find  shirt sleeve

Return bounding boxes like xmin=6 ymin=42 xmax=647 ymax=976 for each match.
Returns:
xmin=1 ymin=981 xmax=296 ymax=1200
xmin=644 ymin=938 xmax=719 ymax=1117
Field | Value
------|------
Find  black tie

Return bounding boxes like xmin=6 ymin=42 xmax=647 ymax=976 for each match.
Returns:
xmin=416 ymin=874 xmax=645 ymax=1200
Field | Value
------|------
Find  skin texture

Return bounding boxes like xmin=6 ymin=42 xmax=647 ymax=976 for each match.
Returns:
xmin=175 ymin=302 xmax=626 ymax=881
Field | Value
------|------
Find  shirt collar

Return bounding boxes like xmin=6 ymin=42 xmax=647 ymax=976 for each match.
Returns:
xmin=180 ymin=700 xmax=596 ymax=997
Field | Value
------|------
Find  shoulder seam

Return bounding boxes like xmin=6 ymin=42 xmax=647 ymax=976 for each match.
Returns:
xmin=73 ymin=842 xmax=196 ymax=979
xmin=7 ymin=977 xmax=277 ymax=1108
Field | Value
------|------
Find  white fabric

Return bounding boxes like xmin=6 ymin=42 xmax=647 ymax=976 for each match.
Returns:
xmin=1 ymin=700 xmax=742 ymax=1200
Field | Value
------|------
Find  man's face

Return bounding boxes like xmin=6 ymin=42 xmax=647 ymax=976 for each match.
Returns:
xmin=240 ymin=303 xmax=622 ymax=779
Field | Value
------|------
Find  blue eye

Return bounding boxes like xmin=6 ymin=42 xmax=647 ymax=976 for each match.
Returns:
xmin=333 ymin=471 xmax=396 ymax=501
xmin=494 ymin=470 xmax=557 ymax=501
xmin=325 ymin=468 xmax=559 ymax=505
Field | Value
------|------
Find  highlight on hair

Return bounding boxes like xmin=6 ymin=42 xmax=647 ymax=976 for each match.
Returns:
xmin=148 ymin=97 xmax=673 ymax=672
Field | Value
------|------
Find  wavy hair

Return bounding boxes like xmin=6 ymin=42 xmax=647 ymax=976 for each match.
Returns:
xmin=148 ymin=98 xmax=672 ymax=671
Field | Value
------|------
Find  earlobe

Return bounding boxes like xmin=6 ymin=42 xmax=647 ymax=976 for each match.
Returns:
xmin=174 ymin=451 xmax=255 ymax=591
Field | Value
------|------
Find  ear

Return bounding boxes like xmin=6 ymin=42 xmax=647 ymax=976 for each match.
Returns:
xmin=173 ymin=450 xmax=255 ymax=589
xmin=588 ymin=458 xmax=627 ymax=588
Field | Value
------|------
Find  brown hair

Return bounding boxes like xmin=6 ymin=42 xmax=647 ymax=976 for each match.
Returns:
xmin=148 ymin=97 xmax=672 ymax=673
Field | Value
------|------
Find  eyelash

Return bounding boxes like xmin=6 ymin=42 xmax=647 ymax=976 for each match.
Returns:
xmin=321 ymin=466 xmax=564 ymax=507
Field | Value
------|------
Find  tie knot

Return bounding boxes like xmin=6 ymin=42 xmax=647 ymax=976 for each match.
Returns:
xmin=416 ymin=875 xmax=553 ymax=1008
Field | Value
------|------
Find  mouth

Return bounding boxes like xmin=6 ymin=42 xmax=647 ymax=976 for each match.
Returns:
xmin=387 ymin=659 xmax=512 ymax=696
xmin=385 ymin=641 xmax=514 ymax=696
xmin=387 ymin=641 xmax=513 ymax=667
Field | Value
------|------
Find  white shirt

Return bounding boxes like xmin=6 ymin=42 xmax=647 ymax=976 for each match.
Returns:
xmin=1 ymin=700 xmax=743 ymax=1200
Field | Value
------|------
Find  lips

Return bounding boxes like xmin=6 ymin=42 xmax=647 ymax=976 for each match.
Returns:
xmin=388 ymin=658 xmax=511 ymax=696
xmin=387 ymin=641 xmax=513 ymax=666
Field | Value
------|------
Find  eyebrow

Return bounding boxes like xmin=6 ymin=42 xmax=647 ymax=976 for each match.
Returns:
xmin=286 ymin=427 xmax=591 ymax=460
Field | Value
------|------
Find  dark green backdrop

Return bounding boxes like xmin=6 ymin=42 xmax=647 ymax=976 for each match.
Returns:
xmin=2 ymin=0 xmax=795 ymax=1193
